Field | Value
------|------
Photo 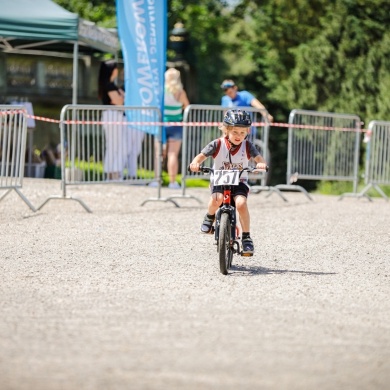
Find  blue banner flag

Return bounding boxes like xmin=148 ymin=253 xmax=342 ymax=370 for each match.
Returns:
xmin=116 ymin=0 xmax=167 ymax=135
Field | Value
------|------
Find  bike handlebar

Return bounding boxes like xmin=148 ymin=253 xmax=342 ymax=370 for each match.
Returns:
xmin=187 ymin=165 xmax=269 ymax=174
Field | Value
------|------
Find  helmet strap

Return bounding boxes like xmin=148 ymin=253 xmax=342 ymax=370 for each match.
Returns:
xmin=226 ymin=136 xmax=241 ymax=149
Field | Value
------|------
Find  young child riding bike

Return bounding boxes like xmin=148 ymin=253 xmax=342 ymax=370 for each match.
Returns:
xmin=189 ymin=109 xmax=268 ymax=255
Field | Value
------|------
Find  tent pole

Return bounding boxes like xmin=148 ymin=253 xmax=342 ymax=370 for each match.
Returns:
xmin=72 ymin=41 xmax=79 ymax=104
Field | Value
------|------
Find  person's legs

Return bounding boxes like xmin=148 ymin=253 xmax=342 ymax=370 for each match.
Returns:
xmin=126 ymin=128 xmax=145 ymax=178
xmin=165 ymin=126 xmax=182 ymax=187
xmin=149 ymin=139 xmax=166 ymax=185
xmin=233 ymin=185 xmax=254 ymax=254
xmin=201 ymin=188 xmax=223 ymax=233
xmin=166 ymin=139 xmax=181 ymax=185
xmin=208 ymin=192 xmax=223 ymax=215
xmin=103 ymin=110 xmax=121 ymax=180
xmin=235 ymin=195 xmax=250 ymax=232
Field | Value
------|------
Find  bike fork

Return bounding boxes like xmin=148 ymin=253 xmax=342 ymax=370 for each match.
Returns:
xmin=215 ymin=208 xmax=239 ymax=252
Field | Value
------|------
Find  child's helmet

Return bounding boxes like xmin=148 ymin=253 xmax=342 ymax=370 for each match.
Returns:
xmin=223 ymin=109 xmax=252 ymax=127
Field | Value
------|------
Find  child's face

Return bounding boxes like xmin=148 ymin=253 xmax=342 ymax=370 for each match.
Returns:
xmin=227 ymin=127 xmax=249 ymax=145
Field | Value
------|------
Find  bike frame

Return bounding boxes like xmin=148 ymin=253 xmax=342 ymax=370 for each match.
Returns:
xmin=214 ymin=185 xmax=241 ymax=255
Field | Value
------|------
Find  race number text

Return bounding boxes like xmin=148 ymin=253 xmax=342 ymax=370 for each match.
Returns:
xmin=213 ymin=170 xmax=240 ymax=186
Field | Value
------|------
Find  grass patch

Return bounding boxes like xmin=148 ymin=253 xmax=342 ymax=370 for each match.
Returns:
xmin=315 ymin=181 xmax=390 ymax=198
xmin=65 ymin=160 xmax=210 ymax=188
xmin=160 ymin=173 xmax=210 ymax=188
xmin=314 ymin=181 xmax=354 ymax=195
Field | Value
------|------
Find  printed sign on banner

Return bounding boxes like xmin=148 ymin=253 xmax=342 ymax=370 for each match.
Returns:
xmin=116 ymin=0 xmax=167 ymax=136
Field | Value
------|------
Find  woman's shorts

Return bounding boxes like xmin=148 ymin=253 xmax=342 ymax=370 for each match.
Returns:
xmin=163 ymin=125 xmax=183 ymax=144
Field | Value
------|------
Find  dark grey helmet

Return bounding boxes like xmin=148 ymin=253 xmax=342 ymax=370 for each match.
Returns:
xmin=223 ymin=109 xmax=252 ymax=127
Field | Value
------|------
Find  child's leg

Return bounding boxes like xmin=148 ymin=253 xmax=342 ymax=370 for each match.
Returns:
xmin=207 ymin=192 xmax=223 ymax=215
xmin=235 ymin=195 xmax=250 ymax=232
xmin=235 ymin=195 xmax=254 ymax=255
xmin=200 ymin=192 xmax=223 ymax=233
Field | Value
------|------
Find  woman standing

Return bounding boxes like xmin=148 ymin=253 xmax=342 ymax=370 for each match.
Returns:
xmin=162 ymin=68 xmax=190 ymax=189
xmin=98 ymin=60 xmax=126 ymax=181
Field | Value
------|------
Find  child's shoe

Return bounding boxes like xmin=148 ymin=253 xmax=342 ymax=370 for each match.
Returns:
xmin=242 ymin=237 xmax=254 ymax=256
xmin=200 ymin=214 xmax=215 ymax=234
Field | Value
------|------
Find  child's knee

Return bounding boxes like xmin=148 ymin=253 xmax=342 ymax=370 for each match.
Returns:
xmin=211 ymin=192 xmax=223 ymax=205
xmin=235 ymin=196 xmax=248 ymax=210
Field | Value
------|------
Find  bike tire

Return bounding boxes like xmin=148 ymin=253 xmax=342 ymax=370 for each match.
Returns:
xmin=228 ymin=248 xmax=233 ymax=269
xmin=218 ymin=213 xmax=231 ymax=275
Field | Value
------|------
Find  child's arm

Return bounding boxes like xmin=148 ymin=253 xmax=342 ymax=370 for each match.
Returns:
xmin=189 ymin=153 xmax=207 ymax=172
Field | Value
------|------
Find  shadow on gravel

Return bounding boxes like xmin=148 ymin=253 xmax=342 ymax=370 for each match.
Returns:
xmin=230 ymin=265 xmax=336 ymax=276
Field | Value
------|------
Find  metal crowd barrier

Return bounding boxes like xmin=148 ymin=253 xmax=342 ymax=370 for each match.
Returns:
xmin=276 ymin=109 xmax=362 ymax=200
xmin=37 ymin=105 xmax=176 ymax=212
xmin=167 ymin=104 xmax=286 ymax=203
xmin=341 ymin=120 xmax=390 ymax=201
xmin=0 ymin=105 xmax=36 ymax=211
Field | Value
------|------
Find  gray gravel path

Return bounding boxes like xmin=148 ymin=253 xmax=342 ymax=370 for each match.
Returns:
xmin=1 ymin=179 xmax=389 ymax=390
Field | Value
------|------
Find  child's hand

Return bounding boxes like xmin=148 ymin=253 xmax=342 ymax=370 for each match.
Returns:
xmin=189 ymin=162 xmax=200 ymax=172
xmin=255 ymin=162 xmax=268 ymax=171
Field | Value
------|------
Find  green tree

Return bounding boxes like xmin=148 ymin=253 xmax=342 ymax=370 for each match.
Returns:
xmin=168 ymin=1 xmax=230 ymax=103
xmin=53 ymin=0 xmax=117 ymax=28
xmin=275 ymin=0 xmax=390 ymax=124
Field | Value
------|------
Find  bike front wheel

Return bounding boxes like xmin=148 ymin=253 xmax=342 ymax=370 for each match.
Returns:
xmin=218 ymin=213 xmax=231 ymax=275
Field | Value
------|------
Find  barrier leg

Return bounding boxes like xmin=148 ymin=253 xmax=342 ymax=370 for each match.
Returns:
xmin=0 ymin=188 xmax=36 ymax=212
xmin=340 ymin=183 xmax=388 ymax=201
xmin=165 ymin=183 xmax=203 ymax=205
xmin=140 ymin=180 xmax=180 ymax=207
xmin=0 ymin=189 xmax=11 ymax=202
xmin=141 ymin=197 xmax=180 ymax=207
xmin=14 ymin=188 xmax=37 ymax=212
xmin=37 ymin=195 xmax=92 ymax=213
xmin=274 ymin=184 xmax=313 ymax=201
xmin=251 ymin=185 xmax=288 ymax=202
xmin=372 ymin=185 xmax=389 ymax=200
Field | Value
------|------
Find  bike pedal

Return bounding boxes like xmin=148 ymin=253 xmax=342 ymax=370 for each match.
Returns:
xmin=241 ymin=252 xmax=254 ymax=257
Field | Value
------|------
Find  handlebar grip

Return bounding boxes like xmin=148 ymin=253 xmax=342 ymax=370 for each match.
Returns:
xmin=188 ymin=164 xmax=209 ymax=173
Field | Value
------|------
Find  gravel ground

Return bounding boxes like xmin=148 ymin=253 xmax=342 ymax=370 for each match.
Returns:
xmin=1 ymin=179 xmax=389 ymax=390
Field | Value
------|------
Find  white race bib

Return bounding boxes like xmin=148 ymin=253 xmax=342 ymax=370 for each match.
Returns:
xmin=213 ymin=170 xmax=240 ymax=186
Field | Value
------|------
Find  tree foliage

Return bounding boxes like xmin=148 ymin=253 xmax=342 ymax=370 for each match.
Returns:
xmin=271 ymin=0 xmax=390 ymax=124
xmin=168 ymin=0 xmax=230 ymax=103
xmin=53 ymin=0 xmax=117 ymax=28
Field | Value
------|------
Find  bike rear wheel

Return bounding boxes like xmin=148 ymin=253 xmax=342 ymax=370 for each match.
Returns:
xmin=218 ymin=213 xmax=231 ymax=275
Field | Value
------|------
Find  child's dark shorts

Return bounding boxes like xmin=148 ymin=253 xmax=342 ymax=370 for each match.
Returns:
xmin=211 ymin=182 xmax=250 ymax=199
